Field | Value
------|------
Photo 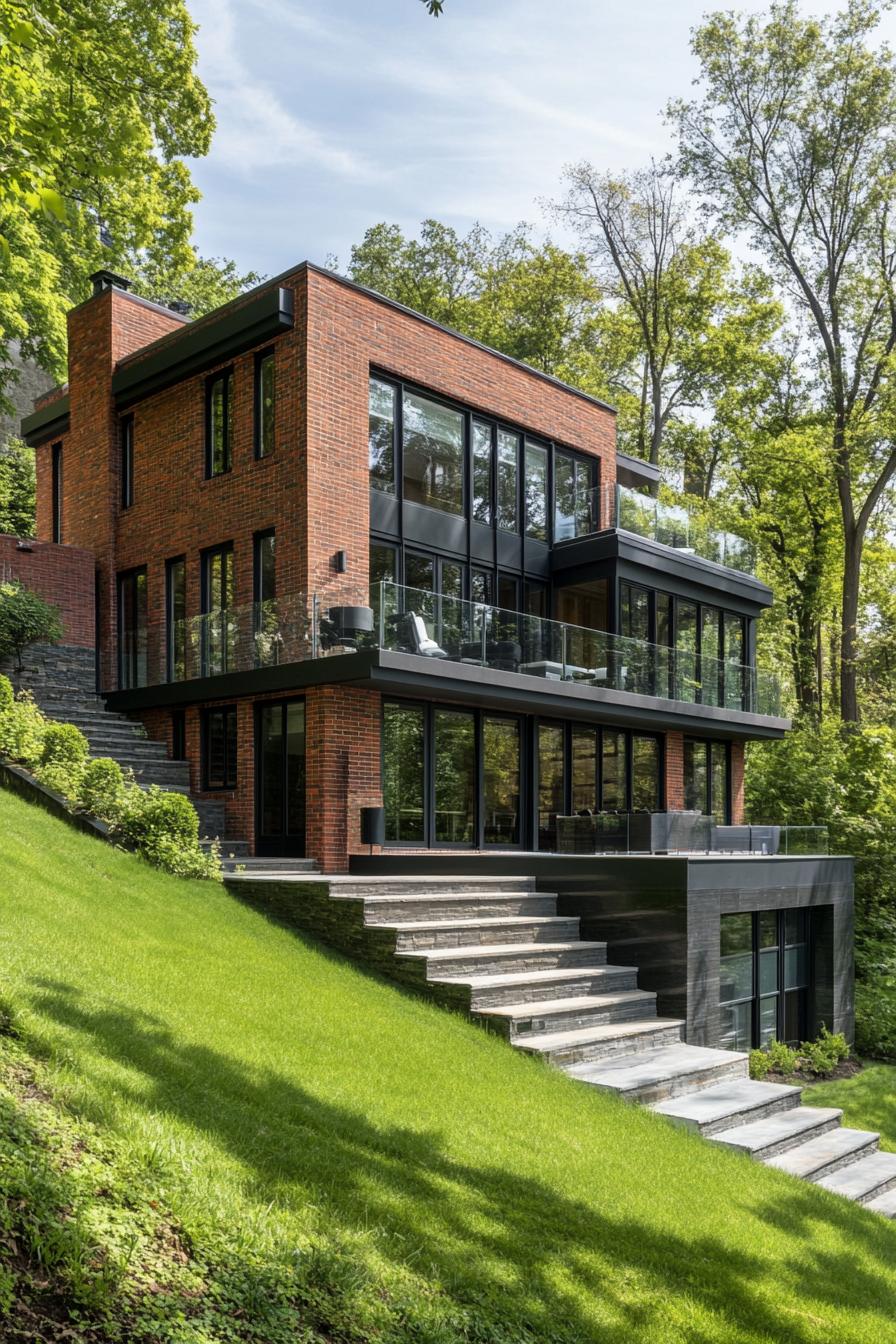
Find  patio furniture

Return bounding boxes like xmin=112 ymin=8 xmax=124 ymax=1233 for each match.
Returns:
xmin=628 ymin=810 xmax=712 ymax=853
xmin=389 ymin=611 xmax=448 ymax=658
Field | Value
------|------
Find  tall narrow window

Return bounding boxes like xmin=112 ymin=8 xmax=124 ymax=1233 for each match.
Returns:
xmin=202 ymin=544 xmax=234 ymax=675
xmin=383 ymin=702 xmax=426 ymax=842
xmin=369 ymin=377 xmax=396 ymax=494
xmin=51 ymin=442 xmax=62 ymax=542
xmin=537 ymin=723 xmax=565 ymax=850
xmin=631 ymin=735 xmax=661 ymax=811
xmin=554 ymin=452 xmax=595 ymax=540
xmin=165 ymin=556 xmax=186 ymax=682
xmin=206 ymin=370 xmax=233 ymax=477
xmin=524 ymin=439 xmax=548 ymax=541
xmin=254 ymin=349 xmax=275 ymax=458
xmin=496 ymin=430 xmax=519 ymax=532
xmin=482 ymin=716 xmax=521 ymax=846
xmin=203 ymin=705 xmax=237 ymax=789
xmin=120 ymin=416 xmax=134 ymax=508
xmin=472 ymin=420 xmax=493 ymax=524
xmin=253 ymin=530 xmax=277 ymax=667
xmin=117 ymin=567 xmax=147 ymax=689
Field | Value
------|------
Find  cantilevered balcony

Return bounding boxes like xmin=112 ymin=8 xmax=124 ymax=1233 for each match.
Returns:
xmin=109 ymin=582 xmax=786 ymax=737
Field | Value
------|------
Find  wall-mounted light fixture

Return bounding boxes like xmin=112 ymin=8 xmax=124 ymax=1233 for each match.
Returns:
xmin=15 ymin=541 xmax=33 ymax=553
xmin=333 ymin=550 xmax=348 ymax=573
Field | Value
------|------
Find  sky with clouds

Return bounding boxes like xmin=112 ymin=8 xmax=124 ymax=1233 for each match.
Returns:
xmin=185 ymin=0 xmax=896 ymax=278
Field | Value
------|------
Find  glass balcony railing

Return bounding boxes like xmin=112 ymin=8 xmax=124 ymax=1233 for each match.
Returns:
xmin=611 ymin=484 xmax=758 ymax=576
xmin=125 ymin=583 xmax=782 ymax=717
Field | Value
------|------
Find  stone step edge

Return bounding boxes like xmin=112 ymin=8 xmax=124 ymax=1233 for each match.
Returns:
xmin=474 ymin=989 xmax=657 ymax=1020
xmin=763 ymin=1125 xmax=880 ymax=1180
xmin=396 ymin=940 xmax=608 ymax=963
xmin=429 ymin=964 xmax=641 ymax=990
xmin=514 ymin=1017 xmax=684 ymax=1054
xmin=709 ymin=1106 xmax=844 ymax=1159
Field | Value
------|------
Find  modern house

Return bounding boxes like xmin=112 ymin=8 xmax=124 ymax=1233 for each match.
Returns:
xmin=17 ymin=264 xmax=853 ymax=1054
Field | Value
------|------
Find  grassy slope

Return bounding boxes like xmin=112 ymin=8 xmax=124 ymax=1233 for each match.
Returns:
xmin=1 ymin=787 xmax=896 ymax=1344
xmin=807 ymin=1065 xmax=896 ymax=1152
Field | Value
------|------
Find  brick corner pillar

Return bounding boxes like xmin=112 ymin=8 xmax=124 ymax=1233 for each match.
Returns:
xmin=665 ymin=731 xmax=685 ymax=810
xmin=305 ymin=686 xmax=383 ymax=872
xmin=730 ymin=740 xmax=746 ymax=824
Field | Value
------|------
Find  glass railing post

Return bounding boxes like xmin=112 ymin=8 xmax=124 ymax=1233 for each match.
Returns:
xmin=561 ymin=624 xmax=568 ymax=680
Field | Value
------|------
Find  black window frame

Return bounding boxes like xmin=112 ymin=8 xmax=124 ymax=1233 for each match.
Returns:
xmin=202 ymin=704 xmax=238 ymax=790
xmin=120 ymin=415 xmax=134 ymax=509
xmin=171 ymin=709 xmax=187 ymax=761
xmin=165 ymin=554 xmax=187 ymax=683
xmin=51 ymin=441 xmax=63 ymax=543
xmin=719 ymin=908 xmax=812 ymax=1050
xmin=116 ymin=565 xmax=148 ymax=690
xmin=253 ymin=348 xmax=276 ymax=460
xmin=683 ymin=737 xmax=731 ymax=823
xmin=253 ymin=528 xmax=276 ymax=606
xmin=200 ymin=542 xmax=235 ymax=676
xmin=205 ymin=367 xmax=234 ymax=478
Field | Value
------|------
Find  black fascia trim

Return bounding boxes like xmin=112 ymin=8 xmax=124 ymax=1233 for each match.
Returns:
xmin=111 ymin=286 xmax=295 ymax=410
xmin=553 ymin=528 xmax=774 ymax=611
xmin=103 ymin=646 xmax=789 ymax=740
xmin=21 ymin=394 xmax=70 ymax=448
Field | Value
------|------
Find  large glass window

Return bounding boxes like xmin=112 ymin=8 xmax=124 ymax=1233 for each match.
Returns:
xmin=483 ymin=717 xmax=520 ymax=845
xmin=253 ymin=531 xmax=277 ymax=667
xmin=601 ymin=730 xmax=626 ymax=810
xmin=524 ymin=439 xmax=548 ymax=541
xmin=117 ymin=567 xmax=147 ymax=690
xmin=202 ymin=544 xmax=234 ymax=676
xmin=434 ymin=710 xmax=476 ymax=844
xmin=472 ymin=420 xmax=493 ymax=524
xmin=203 ymin=705 xmax=237 ymax=790
xmin=675 ymin=601 xmax=698 ymax=703
xmin=720 ymin=909 xmax=812 ymax=1051
xmin=257 ymin=700 xmax=305 ymax=853
xmin=369 ymin=377 xmax=396 ymax=494
xmin=684 ymin=738 xmax=730 ymax=822
xmin=554 ymin=452 xmax=594 ymax=541
xmin=206 ymin=370 xmax=233 ymax=477
xmin=403 ymin=390 xmax=464 ymax=514
xmin=496 ymin=429 xmax=519 ymax=532
xmin=165 ymin=556 xmax=186 ymax=683
xmin=555 ymin=580 xmax=608 ymax=633
xmin=255 ymin=349 xmax=275 ymax=459
xmin=571 ymin=727 xmax=598 ymax=814
xmin=51 ymin=442 xmax=62 ymax=542
xmin=631 ymin=735 xmax=661 ymax=811
xmin=724 ymin=613 xmax=746 ymax=710
xmin=701 ymin=607 xmax=723 ymax=706
xmin=620 ymin=583 xmax=651 ymax=642
xmin=383 ymin=702 xmax=426 ymax=843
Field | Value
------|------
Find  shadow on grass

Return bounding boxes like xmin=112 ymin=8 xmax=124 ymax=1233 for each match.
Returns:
xmin=21 ymin=978 xmax=896 ymax=1344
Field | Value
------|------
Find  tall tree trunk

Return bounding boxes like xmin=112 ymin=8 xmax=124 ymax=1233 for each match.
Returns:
xmin=649 ymin=366 xmax=663 ymax=468
xmin=840 ymin=529 xmax=862 ymax=722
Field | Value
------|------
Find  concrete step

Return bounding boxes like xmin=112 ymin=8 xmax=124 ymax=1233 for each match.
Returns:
xmin=709 ymin=1106 xmax=843 ymax=1159
xmin=516 ymin=1017 xmax=685 ymax=1067
xmin=864 ymin=1186 xmax=896 ymax=1218
xmin=220 ymin=857 xmax=318 ymax=873
xmin=431 ymin=964 xmax=642 ymax=1009
xmin=652 ymin=1079 xmax=802 ymax=1137
xmin=474 ymin=989 xmax=658 ymax=1038
xmin=400 ymin=940 xmax=608 ymax=980
xmin=333 ymin=877 xmax=538 ymax=897
xmin=814 ymin=1150 xmax=896 ymax=1204
xmin=388 ymin=915 xmax=580 ymax=952
xmin=765 ymin=1126 xmax=880 ymax=1181
xmin=359 ymin=892 xmax=559 ymax=924
xmin=567 ymin=1044 xmax=749 ymax=1106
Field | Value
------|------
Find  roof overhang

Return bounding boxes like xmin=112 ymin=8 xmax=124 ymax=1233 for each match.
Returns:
xmin=104 ymin=647 xmax=789 ymax=741
xmin=21 ymin=394 xmax=70 ymax=447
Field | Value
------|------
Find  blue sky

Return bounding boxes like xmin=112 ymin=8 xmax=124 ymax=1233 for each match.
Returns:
xmin=186 ymin=0 xmax=896 ymax=278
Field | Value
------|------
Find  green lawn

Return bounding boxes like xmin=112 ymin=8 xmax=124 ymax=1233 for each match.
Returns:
xmin=2 ymin=786 xmax=896 ymax=1343
xmin=806 ymin=1064 xmax=896 ymax=1152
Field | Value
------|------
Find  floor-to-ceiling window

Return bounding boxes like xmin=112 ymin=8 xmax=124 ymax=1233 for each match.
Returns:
xmin=719 ymin=909 xmax=811 ymax=1050
xmin=165 ymin=556 xmax=186 ymax=682
xmin=434 ymin=709 xmax=476 ymax=844
xmin=255 ymin=700 xmax=306 ymax=856
xmin=684 ymin=738 xmax=730 ymax=822
xmin=117 ymin=567 xmax=147 ymax=689
xmin=201 ymin=543 xmax=234 ymax=676
xmin=383 ymin=702 xmax=426 ymax=844
xmin=402 ymin=390 xmax=464 ymax=514
xmin=483 ymin=716 xmax=521 ymax=846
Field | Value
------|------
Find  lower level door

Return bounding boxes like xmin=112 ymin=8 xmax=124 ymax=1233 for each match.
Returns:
xmin=255 ymin=699 xmax=306 ymax=856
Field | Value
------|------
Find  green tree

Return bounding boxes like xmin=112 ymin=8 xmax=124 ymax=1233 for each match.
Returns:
xmin=0 ymin=580 xmax=62 ymax=669
xmin=0 ymin=438 xmax=35 ymax=537
xmin=672 ymin=0 xmax=896 ymax=723
xmin=0 ymin=1 xmax=214 ymax=408
xmin=555 ymin=161 xmax=781 ymax=484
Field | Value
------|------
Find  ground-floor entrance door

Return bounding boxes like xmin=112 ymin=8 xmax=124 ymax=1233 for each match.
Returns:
xmin=255 ymin=699 xmax=306 ymax=856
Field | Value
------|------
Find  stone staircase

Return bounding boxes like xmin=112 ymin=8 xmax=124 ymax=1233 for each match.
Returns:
xmin=6 ymin=645 xmax=225 ymax=842
xmin=226 ymin=872 xmax=896 ymax=1219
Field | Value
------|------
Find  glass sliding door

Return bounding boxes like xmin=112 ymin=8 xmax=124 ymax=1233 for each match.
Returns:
xmin=383 ymin=702 xmax=426 ymax=844
xmin=483 ymin=717 xmax=520 ymax=845
xmin=117 ymin=568 xmax=147 ymax=689
xmin=631 ymin=735 xmax=661 ymax=811
xmin=571 ymin=727 xmax=598 ymax=815
xmin=537 ymin=723 xmax=565 ymax=850
xmin=675 ymin=601 xmax=699 ymax=703
xmin=256 ymin=700 xmax=306 ymax=856
xmin=601 ymin=730 xmax=626 ymax=811
xmin=433 ymin=710 xmax=476 ymax=844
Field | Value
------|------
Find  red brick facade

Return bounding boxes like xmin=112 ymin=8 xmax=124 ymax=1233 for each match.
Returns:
xmin=0 ymin=535 xmax=95 ymax=647
xmin=27 ymin=266 xmax=754 ymax=869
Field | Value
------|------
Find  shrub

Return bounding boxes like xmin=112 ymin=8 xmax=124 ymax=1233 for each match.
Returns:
xmin=0 ymin=673 xmax=13 ymax=714
xmin=0 ymin=580 xmax=62 ymax=670
xmin=749 ymin=1049 xmax=771 ymax=1080
xmin=77 ymin=757 xmax=127 ymax=824
xmin=855 ymin=979 xmax=896 ymax=1060
xmin=0 ymin=692 xmax=45 ymax=768
xmin=37 ymin=722 xmax=90 ymax=797
xmin=117 ymin=787 xmax=219 ymax=880
xmin=799 ymin=1026 xmax=850 ymax=1077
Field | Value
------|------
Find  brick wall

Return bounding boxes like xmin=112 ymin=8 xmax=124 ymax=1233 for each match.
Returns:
xmin=665 ymin=730 xmax=684 ymax=811
xmin=730 ymin=740 xmax=745 ymax=824
xmin=0 ymin=534 xmax=94 ymax=647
